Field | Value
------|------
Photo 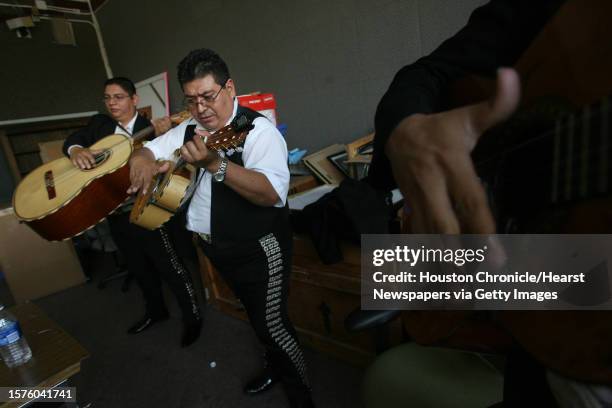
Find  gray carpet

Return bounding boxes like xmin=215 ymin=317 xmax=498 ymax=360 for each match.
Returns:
xmin=34 ymin=254 xmax=364 ymax=408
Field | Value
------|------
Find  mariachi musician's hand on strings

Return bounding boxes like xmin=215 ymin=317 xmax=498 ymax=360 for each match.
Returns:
xmin=387 ymin=68 xmax=521 ymax=234
xmin=69 ymin=146 xmax=103 ymax=170
xmin=127 ymin=152 xmax=170 ymax=196
xmin=181 ymin=128 xmax=221 ymax=172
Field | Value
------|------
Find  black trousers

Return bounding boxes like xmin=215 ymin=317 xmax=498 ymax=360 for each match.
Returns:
xmin=108 ymin=213 xmax=200 ymax=321
xmin=198 ymin=232 xmax=310 ymax=406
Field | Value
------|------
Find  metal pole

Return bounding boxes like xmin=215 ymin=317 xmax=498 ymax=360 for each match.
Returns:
xmin=85 ymin=0 xmax=113 ymax=78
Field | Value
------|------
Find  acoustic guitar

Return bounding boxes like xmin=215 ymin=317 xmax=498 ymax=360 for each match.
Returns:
xmin=12 ymin=111 xmax=190 ymax=241
xmin=401 ymin=0 xmax=612 ymax=384
xmin=129 ymin=112 xmax=255 ymax=230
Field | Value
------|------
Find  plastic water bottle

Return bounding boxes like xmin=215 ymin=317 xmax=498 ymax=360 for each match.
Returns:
xmin=0 ymin=305 xmax=32 ymax=368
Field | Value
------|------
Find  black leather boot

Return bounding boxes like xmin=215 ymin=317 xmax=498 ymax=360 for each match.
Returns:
xmin=127 ymin=311 xmax=169 ymax=334
xmin=181 ymin=316 xmax=202 ymax=347
xmin=244 ymin=367 xmax=279 ymax=395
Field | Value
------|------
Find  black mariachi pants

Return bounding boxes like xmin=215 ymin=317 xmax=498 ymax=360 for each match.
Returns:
xmin=198 ymin=232 xmax=310 ymax=406
xmin=108 ymin=212 xmax=200 ymax=321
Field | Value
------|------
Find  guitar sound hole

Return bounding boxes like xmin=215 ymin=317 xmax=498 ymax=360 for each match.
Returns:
xmin=84 ymin=150 xmax=112 ymax=170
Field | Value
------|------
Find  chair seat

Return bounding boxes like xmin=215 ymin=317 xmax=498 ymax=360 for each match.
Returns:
xmin=362 ymin=342 xmax=503 ymax=408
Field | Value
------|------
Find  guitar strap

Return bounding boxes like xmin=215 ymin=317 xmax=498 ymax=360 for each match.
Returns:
xmin=116 ymin=122 xmax=132 ymax=136
xmin=183 ymin=124 xmax=197 ymax=144
xmin=183 ymin=123 xmax=204 ymax=199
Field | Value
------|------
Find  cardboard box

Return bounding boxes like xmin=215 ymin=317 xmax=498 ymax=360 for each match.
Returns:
xmin=237 ymin=93 xmax=277 ymax=126
xmin=0 ymin=207 xmax=85 ymax=303
xmin=38 ymin=140 xmax=65 ymax=163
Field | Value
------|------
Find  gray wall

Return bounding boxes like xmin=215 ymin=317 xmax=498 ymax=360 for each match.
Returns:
xmin=0 ymin=1 xmax=486 ymax=207
xmin=98 ymin=0 xmax=486 ymax=151
xmin=0 ymin=20 xmax=108 ymax=121
xmin=0 ymin=1 xmax=486 ymax=148
xmin=0 ymin=19 xmax=109 ymax=205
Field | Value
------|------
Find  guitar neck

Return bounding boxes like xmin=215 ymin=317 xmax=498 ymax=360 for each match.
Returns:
xmin=158 ymin=112 xmax=254 ymax=171
xmin=477 ymin=94 xmax=612 ymax=223
xmin=169 ymin=126 xmax=249 ymax=170
xmin=205 ymin=128 xmax=249 ymax=151
xmin=131 ymin=125 xmax=155 ymax=145
xmin=131 ymin=111 xmax=191 ymax=145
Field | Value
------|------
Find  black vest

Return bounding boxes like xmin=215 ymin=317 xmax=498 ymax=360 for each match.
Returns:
xmin=184 ymin=106 xmax=290 ymax=243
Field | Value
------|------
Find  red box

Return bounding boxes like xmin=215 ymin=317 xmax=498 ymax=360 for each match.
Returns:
xmin=237 ymin=93 xmax=277 ymax=126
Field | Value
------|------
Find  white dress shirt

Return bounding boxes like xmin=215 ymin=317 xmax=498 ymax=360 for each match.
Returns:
xmin=114 ymin=113 xmax=138 ymax=136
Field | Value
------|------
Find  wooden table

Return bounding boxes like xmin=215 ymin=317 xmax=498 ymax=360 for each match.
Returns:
xmin=0 ymin=302 xmax=89 ymax=407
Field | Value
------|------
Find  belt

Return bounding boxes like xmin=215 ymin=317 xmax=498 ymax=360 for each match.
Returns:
xmin=197 ymin=232 xmax=212 ymax=244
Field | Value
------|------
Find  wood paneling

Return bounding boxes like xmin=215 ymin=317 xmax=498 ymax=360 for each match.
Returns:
xmin=1 ymin=117 xmax=89 ymax=182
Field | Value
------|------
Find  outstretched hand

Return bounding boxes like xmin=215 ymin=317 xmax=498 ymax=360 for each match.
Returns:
xmin=386 ymin=68 xmax=521 ymax=233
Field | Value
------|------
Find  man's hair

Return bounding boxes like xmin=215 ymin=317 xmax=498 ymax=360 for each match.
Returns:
xmin=177 ymin=48 xmax=230 ymax=87
xmin=104 ymin=77 xmax=136 ymax=96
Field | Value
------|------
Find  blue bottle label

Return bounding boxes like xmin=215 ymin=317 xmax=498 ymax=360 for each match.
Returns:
xmin=0 ymin=322 xmax=21 ymax=346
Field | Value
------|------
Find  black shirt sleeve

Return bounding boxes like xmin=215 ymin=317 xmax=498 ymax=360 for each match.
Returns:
xmin=369 ymin=0 xmax=564 ymax=191
xmin=62 ymin=114 xmax=114 ymax=156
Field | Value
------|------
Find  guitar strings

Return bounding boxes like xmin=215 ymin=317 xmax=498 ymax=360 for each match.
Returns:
xmin=475 ymin=99 xmax=611 ymax=170
xmin=477 ymin=152 xmax=612 ymax=205
xmin=471 ymin=98 xmax=612 ymax=206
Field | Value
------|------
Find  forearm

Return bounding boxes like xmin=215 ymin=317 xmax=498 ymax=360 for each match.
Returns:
xmin=130 ymin=146 xmax=156 ymax=164
xmin=207 ymin=159 xmax=280 ymax=207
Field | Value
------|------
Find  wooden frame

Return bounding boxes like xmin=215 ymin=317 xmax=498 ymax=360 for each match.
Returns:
xmin=0 ymin=130 xmax=21 ymax=184
xmin=0 ymin=115 xmax=92 ymax=184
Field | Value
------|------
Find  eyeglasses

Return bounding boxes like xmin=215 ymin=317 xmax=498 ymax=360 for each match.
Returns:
xmin=183 ymin=81 xmax=227 ymax=108
xmin=103 ymin=94 xmax=130 ymax=103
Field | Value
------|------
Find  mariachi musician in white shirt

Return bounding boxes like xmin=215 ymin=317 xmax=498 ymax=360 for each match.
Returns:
xmin=128 ymin=49 xmax=314 ymax=408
